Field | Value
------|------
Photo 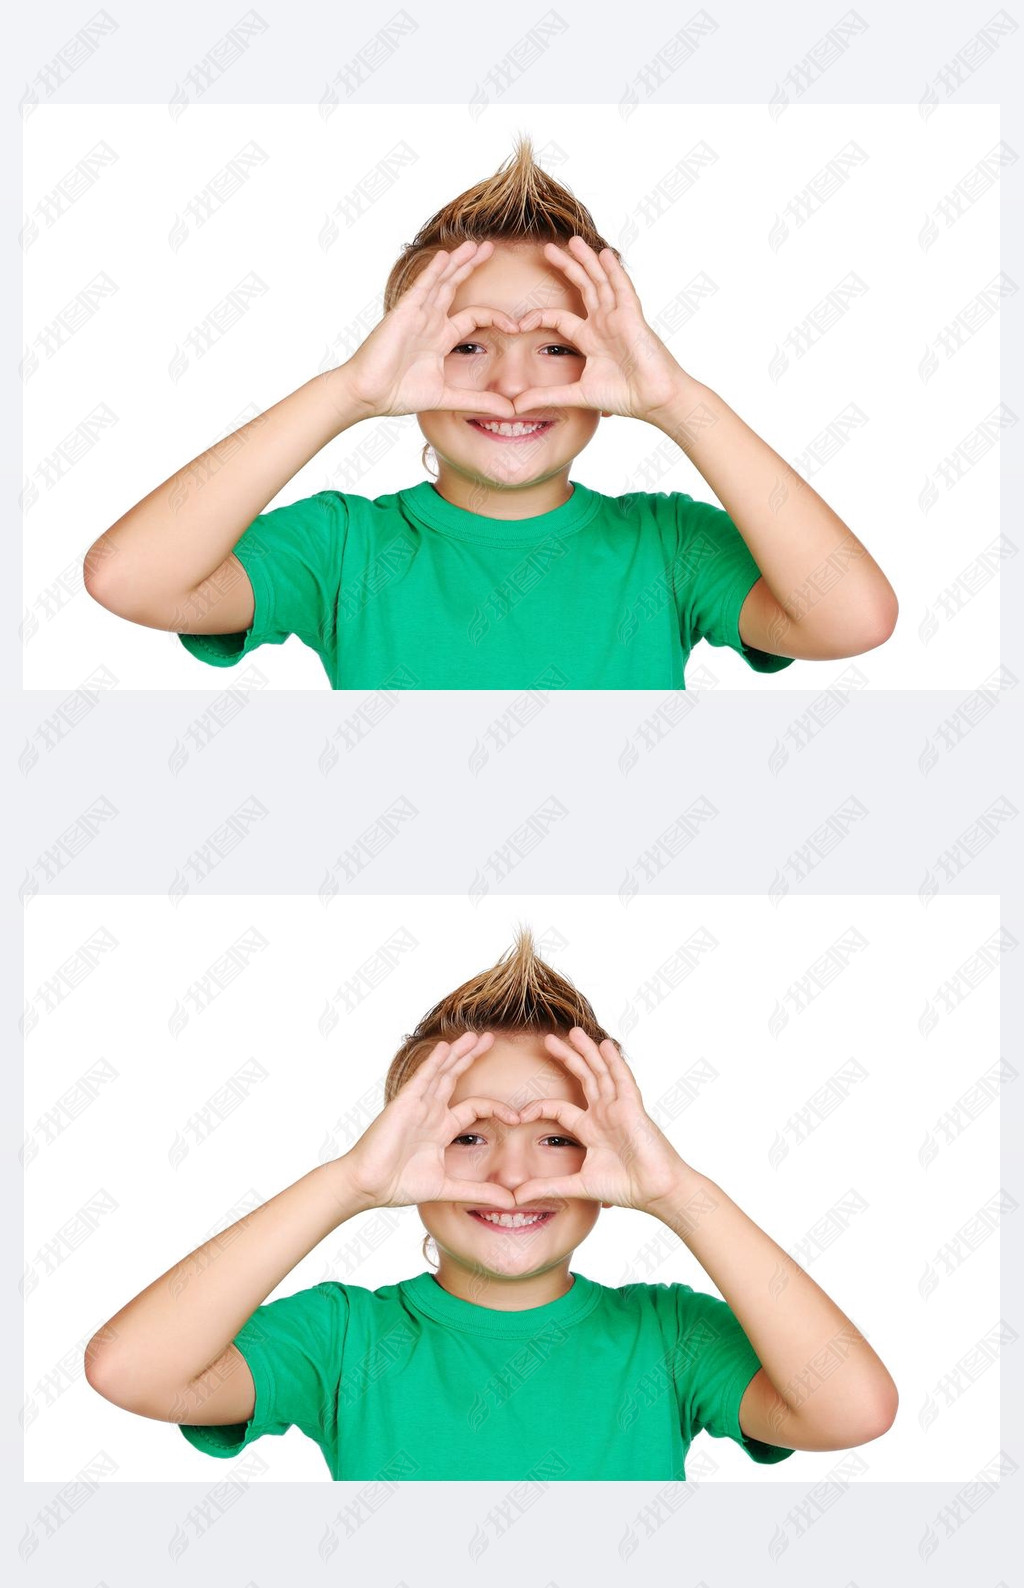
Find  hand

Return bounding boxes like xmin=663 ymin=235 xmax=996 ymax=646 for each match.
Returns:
xmin=510 ymin=237 xmax=690 ymax=424
xmin=510 ymin=1028 xmax=690 ymax=1214
xmin=341 ymin=240 xmax=521 ymax=421
xmin=341 ymin=1031 xmax=521 ymax=1211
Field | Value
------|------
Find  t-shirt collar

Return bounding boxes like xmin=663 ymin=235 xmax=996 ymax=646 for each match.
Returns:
xmin=402 ymin=1269 xmax=600 ymax=1336
xmin=399 ymin=479 xmax=600 ymax=547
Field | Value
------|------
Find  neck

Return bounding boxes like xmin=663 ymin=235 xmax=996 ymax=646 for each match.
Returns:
xmin=431 ymin=1257 xmax=575 ymax=1311
xmin=431 ymin=465 xmax=574 ymax=521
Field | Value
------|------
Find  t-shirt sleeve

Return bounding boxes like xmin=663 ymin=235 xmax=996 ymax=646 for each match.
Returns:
xmin=177 ymin=1281 xmax=344 ymax=1461
xmin=673 ymin=494 xmax=795 ymax=674
xmin=673 ymin=1284 xmax=796 ymax=1466
xmin=176 ymin=491 xmax=347 ymax=668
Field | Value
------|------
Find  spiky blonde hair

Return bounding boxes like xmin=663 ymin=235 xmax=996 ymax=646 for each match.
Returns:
xmin=383 ymin=923 xmax=616 ymax=1105
xmin=382 ymin=131 xmax=622 ymax=316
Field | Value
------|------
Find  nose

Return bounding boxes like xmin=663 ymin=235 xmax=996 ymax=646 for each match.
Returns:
xmin=482 ymin=333 xmax=532 ymax=400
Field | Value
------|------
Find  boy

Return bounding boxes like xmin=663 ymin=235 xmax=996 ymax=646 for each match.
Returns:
xmin=82 ymin=135 xmax=898 ymax=690
xmin=83 ymin=928 xmax=899 ymax=1481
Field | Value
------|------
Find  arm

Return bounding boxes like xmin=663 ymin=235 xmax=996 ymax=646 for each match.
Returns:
xmin=646 ymin=1166 xmax=900 ymax=1452
xmin=82 ymin=368 xmax=374 ymax=635
xmin=83 ymin=1156 xmax=374 ymax=1426
xmin=644 ymin=376 xmax=899 ymax=661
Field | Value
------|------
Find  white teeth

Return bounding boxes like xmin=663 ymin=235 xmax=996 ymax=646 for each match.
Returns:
xmin=475 ymin=1211 xmax=549 ymax=1227
xmin=475 ymin=420 xmax=548 ymax=436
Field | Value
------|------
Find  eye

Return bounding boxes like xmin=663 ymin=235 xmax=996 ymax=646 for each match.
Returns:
xmin=451 ymin=343 xmax=484 ymax=355
xmin=541 ymin=345 xmax=582 ymax=357
xmin=544 ymin=1136 xmax=582 ymax=1147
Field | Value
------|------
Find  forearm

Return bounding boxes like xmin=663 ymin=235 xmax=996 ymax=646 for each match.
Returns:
xmin=86 ymin=1155 xmax=373 ymax=1401
xmin=83 ymin=365 xmax=372 ymax=626
xmin=648 ymin=1166 xmax=898 ymax=1438
xmin=647 ymin=376 xmax=898 ymax=653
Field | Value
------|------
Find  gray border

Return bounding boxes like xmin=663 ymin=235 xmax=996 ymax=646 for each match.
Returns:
xmin=7 ymin=2 xmax=1021 ymax=1583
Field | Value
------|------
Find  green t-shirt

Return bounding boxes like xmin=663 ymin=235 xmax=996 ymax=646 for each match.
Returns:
xmin=177 ymin=481 xmax=796 ymax=689
xmin=177 ymin=1271 xmax=796 ymax=1481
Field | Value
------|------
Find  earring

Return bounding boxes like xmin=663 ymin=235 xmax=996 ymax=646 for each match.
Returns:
xmin=421 ymin=442 xmax=439 ymax=480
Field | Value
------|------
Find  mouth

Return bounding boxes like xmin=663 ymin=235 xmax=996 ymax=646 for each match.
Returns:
xmin=466 ymin=417 xmax=556 ymax=443
xmin=466 ymin=1208 xmax=557 ymax=1231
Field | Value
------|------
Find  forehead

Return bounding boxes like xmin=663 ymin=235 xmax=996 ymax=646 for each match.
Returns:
xmin=447 ymin=241 xmax=585 ymax=319
xmin=448 ymin=1032 xmax=586 ymax=1110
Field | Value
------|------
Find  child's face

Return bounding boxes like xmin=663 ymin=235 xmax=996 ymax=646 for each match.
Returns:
xmin=418 ymin=1031 xmax=605 ymax=1289
xmin=417 ymin=241 xmax=605 ymax=503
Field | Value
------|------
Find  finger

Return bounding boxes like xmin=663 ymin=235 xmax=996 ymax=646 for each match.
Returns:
xmin=567 ymin=1026 xmax=617 ymax=1099
xmin=516 ymin=1095 xmax=588 ymax=1133
xmin=566 ymin=235 xmax=616 ymax=311
xmin=448 ymin=1095 xmax=522 ymax=1131
xmin=448 ymin=304 xmax=522 ymax=341
xmin=540 ymin=240 xmax=601 ymax=315
xmin=513 ymin=1174 xmax=590 ymax=1205
xmin=515 ymin=305 xmax=587 ymax=344
xmin=406 ymin=241 xmax=479 ymax=303
xmin=438 ymin=387 xmax=518 ymax=419
xmin=512 ymin=385 xmax=594 ymax=416
xmin=542 ymin=1033 xmax=603 ymax=1103
xmin=597 ymin=1036 xmax=643 ymax=1096
xmin=403 ymin=1033 xmax=472 ymax=1095
xmin=442 ymin=1179 xmax=518 ymax=1209
xmin=597 ymin=246 xmax=643 ymax=307
xmin=433 ymin=1033 xmax=496 ymax=1102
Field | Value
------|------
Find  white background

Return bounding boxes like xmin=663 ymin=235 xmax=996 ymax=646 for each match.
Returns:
xmin=23 ymin=101 xmax=1002 ymax=689
xmin=24 ymin=891 xmax=1002 ymax=1481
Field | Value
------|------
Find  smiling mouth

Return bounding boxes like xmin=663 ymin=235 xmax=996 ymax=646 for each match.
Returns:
xmin=467 ymin=1209 xmax=556 ymax=1230
xmin=466 ymin=418 xmax=555 ymax=441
